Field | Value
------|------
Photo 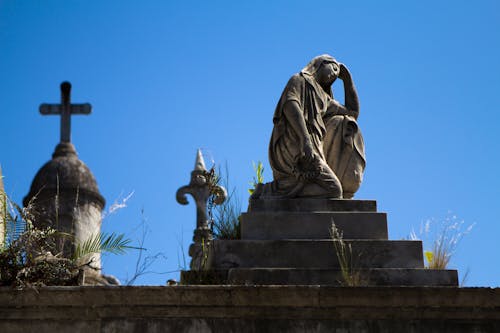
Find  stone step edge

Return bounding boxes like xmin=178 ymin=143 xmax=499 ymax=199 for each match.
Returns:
xmin=241 ymin=211 xmax=388 ymax=215
xmin=181 ymin=268 xmax=459 ymax=286
xmin=227 ymin=268 xmax=459 ymax=286
xmin=248 ymin=199 xmax=378 ymax=212
xmin=213 ymin=239 xmax=420 ymax=243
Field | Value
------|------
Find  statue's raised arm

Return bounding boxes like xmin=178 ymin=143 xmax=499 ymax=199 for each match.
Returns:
xmin=322 ymin=59 xmax=365 ymax=199
xmin=253 ymin=54 xmax=366 ymax=200
xmin=324 ymin=63 xmax=360 ymax=120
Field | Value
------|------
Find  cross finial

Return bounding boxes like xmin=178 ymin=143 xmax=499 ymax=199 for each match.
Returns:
xmin=194 ymin=149 xmax=206 ymax=171
xmin=176 ymin=150 xmax=227 ymax=241
xmin=39 ymin=81 xmax=92 ymax=143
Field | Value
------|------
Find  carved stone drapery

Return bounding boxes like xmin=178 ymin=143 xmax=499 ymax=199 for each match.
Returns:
xmin=257 ymin=55 xmax=365 ymax=199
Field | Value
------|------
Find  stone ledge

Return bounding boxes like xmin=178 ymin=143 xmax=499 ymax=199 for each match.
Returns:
xmin=225 ymin=268 xmax=458 ymax=286
xmin=248 ymin=198 xmax=377 ymax=212
xmin=212 ymin=239 xmax=424 ymax=269
xmin=0 ymin=286 xmax=498 ymax=315
xmin=1 ymin=286 xmax=498 ymax=332
xmin=181 ymin=268 xmax=458 ymax=287
xmin=1 ymin=286 xmax=499 ymax=311
xmin=241 ymin=211 xmax=388 ymax=240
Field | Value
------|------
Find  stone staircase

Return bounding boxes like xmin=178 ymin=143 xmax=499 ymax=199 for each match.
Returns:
xmin=182 ymin=199 xmax=458 ymax=286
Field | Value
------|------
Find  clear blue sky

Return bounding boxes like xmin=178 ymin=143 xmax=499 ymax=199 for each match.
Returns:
xmin=1 ymin=0 xmax=499 ymax=286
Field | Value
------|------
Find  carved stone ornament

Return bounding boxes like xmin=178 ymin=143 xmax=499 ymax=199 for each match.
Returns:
xmin=176 ymin=150 xmax=227 ymax=270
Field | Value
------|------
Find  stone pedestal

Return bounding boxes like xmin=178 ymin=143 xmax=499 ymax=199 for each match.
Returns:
xmin=182 ymin=199 xmax=458 ymax=286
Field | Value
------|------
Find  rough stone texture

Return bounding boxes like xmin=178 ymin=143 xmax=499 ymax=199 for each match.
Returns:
xmin=73 ymin=201 xmax=103 ymax=268
xmin=24 ymin=142 xmax=104 ymax=206
xmin=248 ymin=198 xmax=377 ymax=212
xmin=241 ymin=211 xmax=388 ymax=240
xmin=181 ymin=268 xmax=458 ymax=287
xmin=0 ymin=286 xmax=498 ymax=332
xmin=211 ymin=239 xmax=424 ymax=269
xmin=23 ymin=143 xmax=105 ymax=270
xmin=226 ymin=268 xmax=458 ymax=286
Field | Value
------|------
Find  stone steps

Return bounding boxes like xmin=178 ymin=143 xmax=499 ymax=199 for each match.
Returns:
xmin=241 ymin=211 xmax=388 ymax=240
xmin=182 ymin=198 xmax=459 ymax=287
xmin=226 ymin=268 xmax=458 ymax=286
xmin=248 ymin=198 xmax=377 ymax=212
xmin=212 ymin=239 xmax=424 ymax=269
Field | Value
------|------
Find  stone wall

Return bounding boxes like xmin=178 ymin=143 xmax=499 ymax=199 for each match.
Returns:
xmin=0 ymin=286 xmax=499 ymax=332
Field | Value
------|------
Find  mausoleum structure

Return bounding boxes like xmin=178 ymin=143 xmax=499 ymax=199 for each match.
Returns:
xmin=23 ymin=82 xmax=106 ymax=282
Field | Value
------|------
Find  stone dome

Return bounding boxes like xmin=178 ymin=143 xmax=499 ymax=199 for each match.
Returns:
xmin=23 ymin=142 xmax=105 ymax=208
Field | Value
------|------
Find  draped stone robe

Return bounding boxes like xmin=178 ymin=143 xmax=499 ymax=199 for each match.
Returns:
xmin=261 ymin=71 xmax=365 ymax=199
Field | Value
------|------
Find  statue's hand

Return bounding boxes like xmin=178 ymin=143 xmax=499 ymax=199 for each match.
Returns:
xmin=339 ymin=63 xmax=351 ymax=81
xmin=301 ymin=141 xmax=316 ymax=165
xmin=296 ymin=142 xmax=321 ymax=180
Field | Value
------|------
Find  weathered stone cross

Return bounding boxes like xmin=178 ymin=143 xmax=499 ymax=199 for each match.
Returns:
xmin=39 ymin=81 xmax=92 ymax=143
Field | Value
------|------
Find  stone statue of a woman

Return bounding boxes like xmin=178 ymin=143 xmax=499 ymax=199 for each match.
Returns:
xmin=254 ymin=54 xmax=365 ymax=199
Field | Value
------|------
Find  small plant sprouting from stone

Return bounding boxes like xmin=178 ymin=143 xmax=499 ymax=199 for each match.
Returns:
xmin=248 ymin=161 xmax=264 ymax=195
xmin=207 ymin=164 xmax=241 ymax=240
xmin=200 ymin=237 xmax=209 ymax=270
xmin=330 ymin=222 xmax=362 ymax=286
xmin=410 ymin=212 xmax=474 ymax=269
xmin=0 ymin=193 xmax=137 ymax=287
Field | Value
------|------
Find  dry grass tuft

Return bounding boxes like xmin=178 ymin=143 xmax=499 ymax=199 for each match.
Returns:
xmin=330 ymin=222 xmax=362 ymax=286
xmin=410 ymin=213 xmax=474 ymax=269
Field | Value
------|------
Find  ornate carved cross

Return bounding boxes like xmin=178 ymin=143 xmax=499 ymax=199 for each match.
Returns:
xmin=176 ymin=150 xmax=227 ymax=270
xmin=177 ymin=150 xmax=227 ymax=242
xmin=39 ymin=81 xmax=92 ymax=143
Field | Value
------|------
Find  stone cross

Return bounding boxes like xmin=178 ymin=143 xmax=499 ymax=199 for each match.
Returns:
xmin=39 ymin=81 xmax=92 ymax=143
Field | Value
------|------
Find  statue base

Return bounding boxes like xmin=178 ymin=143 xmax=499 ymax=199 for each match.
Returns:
xmin=181 ymin=199 xmax=458 ymax=286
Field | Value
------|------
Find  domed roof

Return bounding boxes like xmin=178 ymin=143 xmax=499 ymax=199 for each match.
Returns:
xmin=23 ymin=142 xmax=105 ymax=207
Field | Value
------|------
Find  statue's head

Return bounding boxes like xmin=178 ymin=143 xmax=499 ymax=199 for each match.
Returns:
xmin=301 ymin=54 xmax=340 ymax=86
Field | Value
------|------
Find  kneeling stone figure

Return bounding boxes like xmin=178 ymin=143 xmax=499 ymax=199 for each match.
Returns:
xmin=254 ymin=54 xmax=365 ymax=199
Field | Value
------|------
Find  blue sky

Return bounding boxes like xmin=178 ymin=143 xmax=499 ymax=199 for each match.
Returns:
xmin=1 ymin=0 xmax=499 ymax=286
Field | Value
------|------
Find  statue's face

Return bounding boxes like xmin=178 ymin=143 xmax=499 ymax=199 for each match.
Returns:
xmin=316 ymin=61 xmax=340 ymax=85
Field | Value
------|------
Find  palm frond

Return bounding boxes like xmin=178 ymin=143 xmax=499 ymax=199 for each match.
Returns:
xmin=73 ymin=232 xmax=140 ymax=260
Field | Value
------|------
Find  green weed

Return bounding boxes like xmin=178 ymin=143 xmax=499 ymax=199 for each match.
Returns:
xmin=248 ymin=161 xmax=264 ymax=195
